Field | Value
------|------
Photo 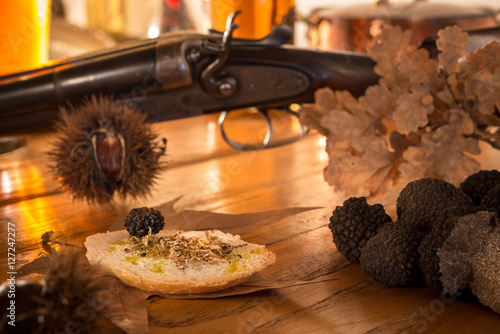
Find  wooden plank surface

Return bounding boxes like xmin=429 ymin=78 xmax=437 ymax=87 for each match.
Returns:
xmin=1 ymin=114 xmax=499 ymax=333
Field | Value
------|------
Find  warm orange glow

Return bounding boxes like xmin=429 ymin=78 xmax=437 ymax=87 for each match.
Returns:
xmin=0 ymin=0 xmax=51 ymax=76
xmin=23 ymin=169 xmax=63 ymax=244
xmin=1 ymin=171 xmax=13 ymax=194
xmin=19 ymin=196 xmax=59 ymax=240
xmin=1 ymin=157 xmax=60 ymax=238
xmin=206 ymin=120 xmax=218 ymax=150
xmin=1 ymin=161 xmax=46 ymax=198
xmin=209 ymin=0 xmax=294 ymax=40
xmin=316 ymin=137 xmax=328 ymax=162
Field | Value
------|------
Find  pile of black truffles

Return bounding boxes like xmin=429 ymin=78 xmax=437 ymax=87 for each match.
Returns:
xmin=329 ymin=170 xmax=500 ymax=314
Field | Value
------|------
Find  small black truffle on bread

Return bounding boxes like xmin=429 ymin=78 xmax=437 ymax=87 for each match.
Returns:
xmin=459 ymin=170 xmax=500 ymax=205
xmin=360 ymin=222 xmax=424 ymax=287
xmin=329 ymin=197 xmax=392 ymax=263
xmin=124 ymin=207 xmax=165 ymax=237
xmin=396 ymin=178 xmax=473 ymax=233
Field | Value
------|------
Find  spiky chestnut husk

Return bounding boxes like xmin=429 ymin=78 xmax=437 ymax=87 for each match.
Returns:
xmin=0 ymin=250 xmax=118 ymax=333
xmin=124 ymin=207 xmax=165 ymax=237
xmin=328 ymin=197 xmax=392 ymax=263
xmin=459 ymin=170 xmax=500 ymax=205
xmin=359 ymin=222 xmax=424 ymax=287
xmin=396 ymin=178 xmax=473 ymax=233
xmin=48 ymin=95 xmax=166 ymax=204
xmin=0 ymin=281 xmax=43 ymax=333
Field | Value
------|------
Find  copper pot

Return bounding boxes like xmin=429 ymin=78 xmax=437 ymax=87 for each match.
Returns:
xmin=308 ymin=0 xmax=499 ymax=52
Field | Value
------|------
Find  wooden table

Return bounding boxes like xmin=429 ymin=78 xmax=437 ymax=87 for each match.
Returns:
xmin=1 ymin=113 xmax=499 ymax=333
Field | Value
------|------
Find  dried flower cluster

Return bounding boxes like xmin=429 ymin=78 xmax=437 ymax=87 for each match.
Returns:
xmin=300 ymin=26 xmax=500 ymax=199
xmin=127 ymin=231 xmax=236 ymax=269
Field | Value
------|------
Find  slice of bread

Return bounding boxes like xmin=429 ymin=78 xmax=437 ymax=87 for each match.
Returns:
xmin=85 ymin=229 xmax=276 ymax=294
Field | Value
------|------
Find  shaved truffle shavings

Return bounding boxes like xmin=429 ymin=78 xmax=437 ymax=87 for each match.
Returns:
xmin=437 ymin=211 xmax=497 ymax=297
xmin=127 ymin=231 xmax=238 ymax=270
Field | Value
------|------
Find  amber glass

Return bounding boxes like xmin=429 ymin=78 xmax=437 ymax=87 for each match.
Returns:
xmin=0 ymin=0 xmax=51 ymax=76
xmin=209 ymin=0 xmax=294 ymax=39
xmin=86 ymin=0 xmax=126 ymax=38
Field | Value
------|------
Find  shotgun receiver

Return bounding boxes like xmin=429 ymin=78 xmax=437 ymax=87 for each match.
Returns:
xmin=1 ymin=12 xmax=499 ymax=139
xmin=0 ymin=12 xmax=378 ymax=137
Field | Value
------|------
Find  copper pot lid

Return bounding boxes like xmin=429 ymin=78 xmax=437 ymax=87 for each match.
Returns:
xmin=313 ymin=0 xmax=497 ymax=21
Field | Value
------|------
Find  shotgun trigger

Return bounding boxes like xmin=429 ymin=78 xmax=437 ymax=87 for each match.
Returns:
xmin=200 ymin=11 xmax=240 ymax=99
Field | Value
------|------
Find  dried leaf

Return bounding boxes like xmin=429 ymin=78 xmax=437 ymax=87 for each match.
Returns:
xmin=393 ymin=83 xmax=434 ymax=134
xmin=156 ymin=273 xmax=338 ymax=299
xmin=364 ymin=84 xmax=397 ymax=118
xmin=103 ymin=277 xmax=151 ymax=334
xmin=464 ymin=67 xmax=500 ymax=115
xmin=399 ymin=109 xmax=481 ymax=186
xmin=319 ymin=90 xmax=379 ymax=141
xmin=437 ymin=26 xmax=469 ymax=73
xmin=300 ymin=25 xmax=500 ymax=199
xmin=316 ymin=87 xmax=343 ymax=112
xmin=298 ymin=88 xmax=335 ymax=135
xmin=398 ymin=146 xmax=428 ymax=181
xmin=368 ymin=25 xmax=412 ymax=87
xmin=398 ymin=45 xmax=438 ymax=84
xmin=109 ymin=196 xmax=320 ymax=237
xmin=466 ymin=41 xmax=500 ymax=72
xmin=323 ymin=135 xmax=393 ymax=197
xmin=320 ymin=110 xmax=359 ymax=141
xmin=17 ymin=253 xmax=53 ymax=277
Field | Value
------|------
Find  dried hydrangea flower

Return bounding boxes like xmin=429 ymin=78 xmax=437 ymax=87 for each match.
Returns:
xmin=48 ymin=95 xmax=166 ymax=204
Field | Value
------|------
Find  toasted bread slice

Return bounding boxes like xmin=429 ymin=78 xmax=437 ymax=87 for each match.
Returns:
xmin=85 ymin=229 xmax=275 ymax=294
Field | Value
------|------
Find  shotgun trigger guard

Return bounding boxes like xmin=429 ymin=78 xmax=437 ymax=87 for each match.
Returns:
xmin=218 ymin=106 xmax=309 ymax=151
xmin=200 ymin=11 xmax=240 ymax=98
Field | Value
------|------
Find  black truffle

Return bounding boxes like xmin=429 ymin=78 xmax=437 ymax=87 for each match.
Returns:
xmin=459 ymin=170 xmax=500 ymax=205
xmin=418 ymin=216 xmax=455 ymax=293
xmin=124 ymin=207 xmax=165 ymax=237
xmin=329 ymin=197 xmax=392 ymax=263
xmin=418 ymin=205 xmax=485 ymax=294
xmin=360 ymin=222 xmax=424 ymax=287
xmin=480 ymin=184 xmax=500 ymax=213
xmin=396 ymin=178 xmax=473 ymax=233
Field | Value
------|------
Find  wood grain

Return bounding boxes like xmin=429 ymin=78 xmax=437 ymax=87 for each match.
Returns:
xmin=1 ymin=114 xmax=499 ymax=333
